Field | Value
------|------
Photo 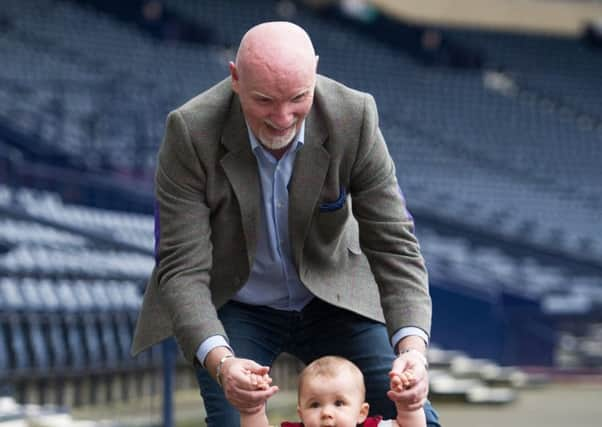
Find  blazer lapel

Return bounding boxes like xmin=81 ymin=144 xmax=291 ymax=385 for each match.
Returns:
xmin=289 ymin=107 xmax=329 ymax=267
xmin=220 ymin=97 xmax=260 ymax=270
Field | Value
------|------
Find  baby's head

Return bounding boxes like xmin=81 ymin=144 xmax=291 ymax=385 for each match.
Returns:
xmin=297 ymin=356 xmax=369 ymax=427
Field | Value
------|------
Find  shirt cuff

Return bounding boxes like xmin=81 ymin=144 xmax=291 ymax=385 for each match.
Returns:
xmin=196 ymin=335 xmax=233 ymax=368
xmin=390 ymin=327 xmax=429 ymax=353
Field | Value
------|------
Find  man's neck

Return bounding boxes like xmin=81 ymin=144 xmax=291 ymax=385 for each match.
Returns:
xmin=265 ymin=143 xmax=292 ymax=160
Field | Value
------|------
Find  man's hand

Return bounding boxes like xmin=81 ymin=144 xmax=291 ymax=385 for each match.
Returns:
xmin=387 ymin=347 xmax=429 ymax=411
xmin=205 ymin=348 xmax=279 ymax=415
xmin=221 ymin=357 xmax=279 ymax=414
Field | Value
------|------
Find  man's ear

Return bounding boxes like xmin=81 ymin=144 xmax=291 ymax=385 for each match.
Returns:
xmin=229 ymin=61 xmax=239 ymax=92
xmin=357 ymin=402 xmax=370 ymax=424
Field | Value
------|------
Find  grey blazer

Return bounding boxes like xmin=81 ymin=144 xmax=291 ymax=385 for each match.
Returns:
xmin=131 ymin=75 xmax=431 ymax=363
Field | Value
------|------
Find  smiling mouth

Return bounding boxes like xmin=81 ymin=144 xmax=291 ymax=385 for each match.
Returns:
xmin=266 ymin=122 xmax=296 ymax=134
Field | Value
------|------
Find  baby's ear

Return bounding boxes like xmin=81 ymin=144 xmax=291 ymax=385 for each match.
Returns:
xmin=357 ymin=402 xmax=370 ymax=424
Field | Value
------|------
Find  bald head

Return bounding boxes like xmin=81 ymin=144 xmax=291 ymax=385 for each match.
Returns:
xmin=230 ymin=22 xmax=318 ymax=152
xmin=235 ymin=21 xmax=317 ymax=79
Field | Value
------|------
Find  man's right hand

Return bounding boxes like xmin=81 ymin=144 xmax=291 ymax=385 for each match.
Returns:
xmin=205 ymin=348 xmax=279 ymax=414
xmin=221 ymin=356 xmax=279 ymax=414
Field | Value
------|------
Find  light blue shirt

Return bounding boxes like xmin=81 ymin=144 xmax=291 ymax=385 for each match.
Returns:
xmin=231 ymin=122 xmax=315 ymax=310
xmin=196 ymin=122 xmax=428 ymax=365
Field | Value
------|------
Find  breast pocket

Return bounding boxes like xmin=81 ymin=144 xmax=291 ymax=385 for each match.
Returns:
xmin=316 ymin=191 xmax=349 ymax=245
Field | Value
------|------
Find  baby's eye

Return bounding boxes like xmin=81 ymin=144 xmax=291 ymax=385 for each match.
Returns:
xmin=334 ymin=399 xmax=345 ymax=407
xmin=309 ymin=402 xmax=320 ymax=409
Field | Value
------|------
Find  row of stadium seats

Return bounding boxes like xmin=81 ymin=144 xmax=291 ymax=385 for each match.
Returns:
xmin=0 ymin=277 xmax=141 ymax=312
xmin=418 ymin=229 xmax=602 ymax=316
xmin=0 ymin=276 xmax=147 ymax=373
xmin=0 ymin=184 xmax=154 ymax=251
xmin=0 ymin=311 xmax=150 ymax=373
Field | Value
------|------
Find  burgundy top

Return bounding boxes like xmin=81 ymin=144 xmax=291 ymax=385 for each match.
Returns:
xmin=281 ymin=415 xmax=384 ymax=426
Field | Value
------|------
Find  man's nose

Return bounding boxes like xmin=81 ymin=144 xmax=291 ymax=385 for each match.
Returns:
xmin=271 ymin=105 xmax=295 ymax=127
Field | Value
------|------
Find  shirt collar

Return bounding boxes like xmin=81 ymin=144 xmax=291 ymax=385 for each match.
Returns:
xmin=247 ymin=120 xmax=306 ymax=154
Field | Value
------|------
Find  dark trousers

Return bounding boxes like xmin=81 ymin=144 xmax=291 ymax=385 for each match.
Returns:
xmin=195 ymin=299 xmax=441 ymax=426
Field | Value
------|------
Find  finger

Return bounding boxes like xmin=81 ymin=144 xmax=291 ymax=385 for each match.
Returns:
xmin=236 ymin=386 xmax=277 ymax=406
xmin=231 ymin=373 xmax=269 ymax=391
xmin=387 ymin=391 xmax=426 ymax=412
xmin=249 ymin=373 xmax=259 ymax=386
xmin=387 ymin=390 xmax=416 ymax=409
xmin=406 ymin=398 xmax=426 ymax=411
xmin=245 ymin=362 xmax=271 ymax=375
xmin=251 ymin=375 xmax=270 ymax=390
xmin=389 ymin=382 xmax=427 ymax=404
xmin=391 ymin=357 xmax=409 ymax=374
xmin=229 ymin=385 xmax=279 ymax=406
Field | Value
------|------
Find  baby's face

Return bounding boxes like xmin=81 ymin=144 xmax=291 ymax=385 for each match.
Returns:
xmin=297 ymin=372 xmax=369 ymax=427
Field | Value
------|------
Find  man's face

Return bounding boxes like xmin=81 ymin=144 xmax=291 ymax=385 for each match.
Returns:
xmin=297 ymin=372 xmax=369 ymax=427
xmin=231 ymin=60 xmax=315 ymax=151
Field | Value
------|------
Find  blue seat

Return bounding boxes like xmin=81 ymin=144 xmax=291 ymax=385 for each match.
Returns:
xmin=99 ymin=314 xmax=120 ymax=367
xmin=47 ymin=316 xmax=68 ymax=369
xmin=0 ymin=323 xmax=10 ymax=372
xmin=114 ymin=312 xmax=133 ymax=363
xmin=8 ymin=318 xmax=29 ymax=370
xmin=65 ymin=316 xmax=86 ymax=369
xmin=82 ymin=315 xmax=102 ymax=367
xmin=26 ymin=316 xmax=50 ymax=370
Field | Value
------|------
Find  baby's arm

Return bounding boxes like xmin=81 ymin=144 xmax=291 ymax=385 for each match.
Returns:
xmin=388 ymin=371 xmax=426 ymax=427
xmin=240 ymin=371 xmax=276 ymax=427
xmin=393 ymin=408 xmax=426 ymax=427
xmin=240 ymin=408 xmax=272 ymax=427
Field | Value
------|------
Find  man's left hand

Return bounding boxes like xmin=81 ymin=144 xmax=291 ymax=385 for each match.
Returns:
xmin=387 ymin=349 xmax=429 ymax=411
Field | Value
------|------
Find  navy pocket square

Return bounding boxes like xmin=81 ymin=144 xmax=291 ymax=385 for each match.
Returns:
xmin=319 ymin=186 xmax=347 ymax=212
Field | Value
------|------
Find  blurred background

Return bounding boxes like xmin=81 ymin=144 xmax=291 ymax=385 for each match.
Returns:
xmin=1 ymin=0 xmax=601 ymax=426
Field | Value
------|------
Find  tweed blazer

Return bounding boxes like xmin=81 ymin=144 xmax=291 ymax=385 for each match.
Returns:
xmin=131 ymin=75 xmax=431 ymax=363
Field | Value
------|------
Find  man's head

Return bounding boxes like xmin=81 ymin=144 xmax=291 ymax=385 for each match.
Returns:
xmin=297 ymin=356 xmax=370 ymax=427
xmin=230 ymin=22 xmax=318 ymax=152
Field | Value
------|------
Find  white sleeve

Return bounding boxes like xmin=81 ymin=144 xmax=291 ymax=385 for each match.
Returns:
xmin=378 ymin=420 xmax=396 ymax=427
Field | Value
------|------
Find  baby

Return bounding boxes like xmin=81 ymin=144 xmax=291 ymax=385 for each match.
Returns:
xmin=241 ymin=355 xmax=426 ymax=427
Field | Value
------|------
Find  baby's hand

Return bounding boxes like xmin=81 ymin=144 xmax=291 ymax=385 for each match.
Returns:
xmin=247 ymin=370 xmax=274 ymax=391
xmin=389 ymin=369 xmax=416 ymax=393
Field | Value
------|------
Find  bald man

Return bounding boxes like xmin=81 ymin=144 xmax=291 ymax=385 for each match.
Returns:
xmin=132 ymin=22 xmax=440 ymax=427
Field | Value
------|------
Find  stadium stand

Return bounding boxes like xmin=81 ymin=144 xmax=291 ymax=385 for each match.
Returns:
xmin=1 ymin=0 xmax=600 ymax=259
xmin=0 ymin=183 xmax=560 ymax=409
xmin=0 ymin=183 xmax=162 ymax=410
xmin=0 ymin=0 xmax=600 ymax=418
xmin=0 ymin=184 xmax=590 ymax=392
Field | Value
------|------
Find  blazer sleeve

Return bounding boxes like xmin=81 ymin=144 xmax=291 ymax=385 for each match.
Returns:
xmin=154 ymin=109 xmax=226 ymax=362
xmin=350 ymin=94 xmax=432 ymax=339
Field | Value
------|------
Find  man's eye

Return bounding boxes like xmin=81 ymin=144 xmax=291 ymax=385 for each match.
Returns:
xmin=292 ymin=94 xmax=306 ymax=102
